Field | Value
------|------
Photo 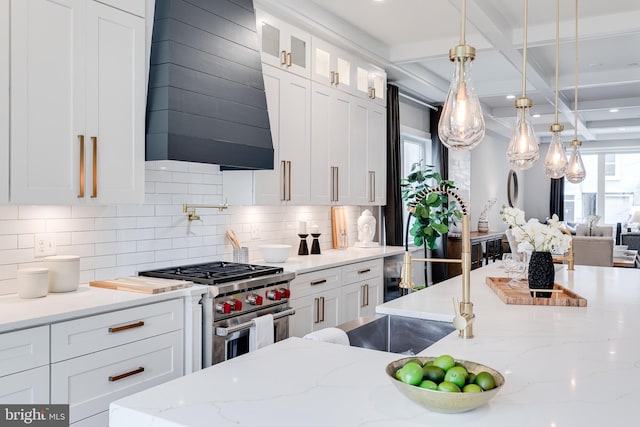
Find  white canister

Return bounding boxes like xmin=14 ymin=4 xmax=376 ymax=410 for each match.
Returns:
xmin=17 ymin=268 xmax=49 ymax=299
xmin=45 ymin=255 xmax=80 ymax=293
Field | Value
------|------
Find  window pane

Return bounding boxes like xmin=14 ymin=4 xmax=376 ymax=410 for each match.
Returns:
xmin=564 ymin=154 xmax=598 ymax=224
xmin=604 ymin=152 xmax=640 ymax=224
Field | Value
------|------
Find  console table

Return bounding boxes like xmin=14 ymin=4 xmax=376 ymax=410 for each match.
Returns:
xmin=447 ymin=230 xmax=505 ymax=277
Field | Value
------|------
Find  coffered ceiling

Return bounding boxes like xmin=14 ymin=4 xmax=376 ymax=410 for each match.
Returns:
xmin=257 ymin=0 xmax=640 ymax=144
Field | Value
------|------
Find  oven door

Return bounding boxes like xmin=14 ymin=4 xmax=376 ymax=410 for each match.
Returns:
xmin=213 ymin=304 xmax=295 ymax=365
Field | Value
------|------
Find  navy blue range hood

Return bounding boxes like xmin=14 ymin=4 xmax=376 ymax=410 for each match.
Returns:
xmin=146 ymin=0 xmax=274 ymax=170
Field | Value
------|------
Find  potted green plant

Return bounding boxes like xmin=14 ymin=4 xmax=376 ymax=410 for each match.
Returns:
xmin=401 ymin=162 xmax=462 ymax=250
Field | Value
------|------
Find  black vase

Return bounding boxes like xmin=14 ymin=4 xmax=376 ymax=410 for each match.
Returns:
xmin=528 ymin=251 xmax=555 ymax=298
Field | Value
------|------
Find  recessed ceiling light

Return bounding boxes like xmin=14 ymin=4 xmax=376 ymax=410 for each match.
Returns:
xmin=506 ymin=95 xmax=516 ymax=99
xmin=619 ymin=128 xmax=626 ymax=131
xmin=533 ymin=114 xmax=541 ymax=118
xmin=609 ymin=109 xmax=619 ymax=113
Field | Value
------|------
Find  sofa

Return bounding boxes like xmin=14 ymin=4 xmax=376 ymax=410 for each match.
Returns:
xmin=572 ymin=236 xmax=614 ymax=267
xmin=575 ymin=225 xmax=613 ymax=237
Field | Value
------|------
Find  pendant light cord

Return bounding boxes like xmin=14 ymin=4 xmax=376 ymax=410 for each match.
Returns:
xmin=460 ymin=0 xmax=467 ymax=45
xmin=574 ymin=0 xmax=579 ymax=140
xmin=521 ymin=0 xmax=528 ymax=98
xmin=554 ymin=0 xmax=559 ymax=124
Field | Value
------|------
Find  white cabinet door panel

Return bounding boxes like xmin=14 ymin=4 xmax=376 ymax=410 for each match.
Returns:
xmin=0 ymin=366 xmax=49 ymax=404
xmin=10 ymin=0 xmax=85 ymax=204
xmin=86 ymin=0 xmax=144 ymax=204
xmin=0 ymin=325 xmax=49 ymax=377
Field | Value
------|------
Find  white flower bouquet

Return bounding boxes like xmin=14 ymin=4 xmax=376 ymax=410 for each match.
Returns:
xmin=501 ymin=207 xmax=571 ymax=254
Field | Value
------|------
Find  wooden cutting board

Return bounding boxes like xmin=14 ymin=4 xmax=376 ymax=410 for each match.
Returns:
xmin=90 ymin=276 xmax=193 ymax=294
xmin=485 ymin=276 xmax=587 ymax=307
xmin=331 ymin=206 xmax=348 ymax=249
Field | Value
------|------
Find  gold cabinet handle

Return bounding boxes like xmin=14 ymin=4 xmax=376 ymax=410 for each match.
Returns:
xmin=108 ymin=366 xmax=144 ymax=382
xmin=335 ymin=167 xmax=339 ymax=201
xmin=281 ymin=50 xmax=287 ymax=65
xmin=314 ymin=297 xmax=320 ymax=324
xmin=281 ymin=160 xmax=287 ymax=201
xmin=361 ymin=284 xmax=366 ymax=308
xmin=365 ymin=283 xmax=369 ymax=306
xmin=330 ymin=71 xmax=335 ymax=85
xmin=335 ymin=72 xmax=339 ymax=86
xmin=108 ymin=320 xmax=145 ymax=333
xmin=369 ymin=171 xmax=375 ymax=202
xmin=320 ymin=296 xmax=325 ymax=322
xmin=91 ymin=136 xmax=97 ymax=198
xmin=357 ymin=268 xmax=371 ymax=275
xmin=310 ymin=279 xmax=327 ymax=286
xmin=287 ymin=161 xmax=292 ymax=201
xmin=77 ymin=135 xmax=85 ymax=198
xmin=371 ymin=87 xmax=376 ymax=99
xmin=287 ymin=52 xmax=292 ymax=67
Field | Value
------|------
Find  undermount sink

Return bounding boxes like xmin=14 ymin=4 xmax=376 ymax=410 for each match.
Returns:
xmin=337 ymin=315 xmax=455 ymax=355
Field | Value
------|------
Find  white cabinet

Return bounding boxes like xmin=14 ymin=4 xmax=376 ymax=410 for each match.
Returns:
xmin=289 ymin=267 xmax=342 ymax=337
xmin=367 ymin=105 xmax=387 ymax=204
xmin=0 ymin=325 xmax=50 ymax=404
xmin=10 ymin=0 xmax=145 ymax=205
xmin=0 ymin=0 xmax=8 ymax=204
xmin=256 ymin=10 xmax=310 ymax=78
xmin=341 ymin=259 xmax=383 ymax=322
xmin=311 ymin=38 xmax=356 ymax=95
xmin=50 ymin=299 xmax=184 ymax=425
xmin=310 ymin=82 xmax=353 ymax=204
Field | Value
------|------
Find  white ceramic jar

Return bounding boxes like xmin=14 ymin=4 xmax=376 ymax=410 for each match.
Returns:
xmin=17 ymin=268 xmax=49 ymax=299
xmin=45 ymin=255 xmax=80 ymax=292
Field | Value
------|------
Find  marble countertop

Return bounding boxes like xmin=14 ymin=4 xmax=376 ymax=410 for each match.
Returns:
xmin=0 ymin=284 xmax=208 ymax=333
xmin=254 ymin=245 xmax=408 ymax=273
xmin=110 ymin=262 xmax=640 ymax=426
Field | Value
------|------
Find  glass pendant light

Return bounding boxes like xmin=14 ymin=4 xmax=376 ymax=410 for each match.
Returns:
xmin=565 ymin=0 xmax=586 ymax=184
xmin=506 ymin=0 xmax=539 ymax=170
xmin=544 ymin=0 xmax=568 ymax=179
xmin=438 ymin=0 xmax=485 ymax=150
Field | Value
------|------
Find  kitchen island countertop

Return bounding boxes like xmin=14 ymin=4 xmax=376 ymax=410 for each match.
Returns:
xmin=110 ymin=262 xmax=640 ymax=426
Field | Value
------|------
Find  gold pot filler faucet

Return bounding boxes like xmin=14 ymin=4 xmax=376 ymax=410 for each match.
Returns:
xmin=398 ymin=186 xmax=475 ymax=339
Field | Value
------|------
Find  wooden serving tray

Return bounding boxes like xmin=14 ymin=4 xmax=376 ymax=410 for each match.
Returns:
xmin=90 ymin=276 xmax=192 ymax=294
xmin=485 ymin=277 xmax=587 ymax=307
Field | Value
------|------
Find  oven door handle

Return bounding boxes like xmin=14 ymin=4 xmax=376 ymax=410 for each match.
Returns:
xmin=215 ymin=308 xmax=296 ymax=337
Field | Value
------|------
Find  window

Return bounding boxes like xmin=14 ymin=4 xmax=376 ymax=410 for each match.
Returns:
xmin=564 ymin=151 xmax=640 ymax=225
xmin=401 ymin=133 xmax=432 ymax=244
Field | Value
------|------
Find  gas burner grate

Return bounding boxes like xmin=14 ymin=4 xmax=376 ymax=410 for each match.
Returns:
xmin=139 ymin=262 xmax=284 ymax=285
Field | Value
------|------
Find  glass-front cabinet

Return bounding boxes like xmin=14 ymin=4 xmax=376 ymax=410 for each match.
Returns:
xmin=256 ymin=10 xmax=310 ymax=78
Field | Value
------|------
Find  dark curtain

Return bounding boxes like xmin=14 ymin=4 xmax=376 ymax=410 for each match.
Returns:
xmin=383 ymin=84 xmax=404 ymax=246
xmin=430 ymin=106 xmax=449 ymax=283
xmin=549 ymin=178 xmax=564 ymax=221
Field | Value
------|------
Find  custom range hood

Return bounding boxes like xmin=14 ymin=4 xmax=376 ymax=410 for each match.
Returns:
xmin=146 ymin=0 xmax=273 ymax=170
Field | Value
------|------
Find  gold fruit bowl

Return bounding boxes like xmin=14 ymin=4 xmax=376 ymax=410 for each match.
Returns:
xmin=386 ymin=356 xmax=505 ymax=414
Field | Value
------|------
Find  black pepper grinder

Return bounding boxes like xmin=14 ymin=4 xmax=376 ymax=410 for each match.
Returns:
xmin=298 ymin=234 xmax=309 ymax=255
xmin=310 ymin=233 xmax=321 ymax=254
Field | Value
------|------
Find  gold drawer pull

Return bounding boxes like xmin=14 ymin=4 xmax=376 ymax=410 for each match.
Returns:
xmin=281 ymin=50 xmax=287 ymax=65
xmin=109 ymin=366 xmax=144 ymax=382
xmin=310 ymin=279 xmax=327 ymax=286
xmin=287 ymin=52 xmax=292 ymax=67
xmin=91 ymin=136 xmax=97 ymax=198
xmin=108 ymin=321 xmax=144 ymax=333
xmin=77 ymin=135 xmax=85 ymax=198
xmin=357 ymin=268 xmax=371 ymax=274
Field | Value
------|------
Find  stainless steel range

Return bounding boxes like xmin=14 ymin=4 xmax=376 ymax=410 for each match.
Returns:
xmin=139 ymin=262 xmax=295 ymax=366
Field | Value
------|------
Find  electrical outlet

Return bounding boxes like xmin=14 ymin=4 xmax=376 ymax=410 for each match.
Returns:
xmin=35 ymin=233 xmax=57 ymax=257
xmin=251 ymin=225 xmax=260 ymax=239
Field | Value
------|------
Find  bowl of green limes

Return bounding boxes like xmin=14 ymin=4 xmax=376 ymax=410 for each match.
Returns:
xmin=386 ymin=355 xmax=505 ymax=413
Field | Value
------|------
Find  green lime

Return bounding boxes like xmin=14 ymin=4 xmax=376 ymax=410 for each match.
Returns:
xmin=422 ymin=365 xmax=445 ymax=383
xmin=423 ymin=360 xmax=434 ymax=366
xmin=432 ymin=355 xmax=455 ymax=371
xmin=475 ymin=371 xmax=496 ymax=390
xmin=462 ymin=384 xmax=483 ymax=393
xmin=404 ymin=358 xmax=423 ymax=367
xmin=396 ymin=362 xmax=424 ymax=386
xmin=418 ymin=380 xmax=438 ymax=390
xmin=467 ymin=372 xmax=477 ymax=385
xmin=437 ymin=381 xmax=461 ymax=392
xmin=444 ymin=366 xmax=468 ymax=388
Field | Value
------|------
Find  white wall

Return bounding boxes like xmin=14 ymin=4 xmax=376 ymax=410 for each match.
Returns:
xmin=469 ymin=133 xmax=525 ymax=231
xmin=522 ymin=142 xmax=552 ymax=221
xmin=0 ymin=161 xmax=361 ymax=295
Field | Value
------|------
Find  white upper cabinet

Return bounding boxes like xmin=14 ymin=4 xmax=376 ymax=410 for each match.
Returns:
xmin=311 ymin=38 xmax=356 ymax=96
xmin=354 ymin=59 xmax=387 ymax=106
xmin=10 ymin=0 xmax=144 ymax=205
xmin=256 ymin=10 xmax=311 ymax=78
xmin=0 ymin=0 xmax=8 ymax=204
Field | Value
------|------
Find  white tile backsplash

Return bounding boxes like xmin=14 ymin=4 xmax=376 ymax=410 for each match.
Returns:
xmin=0 ymin=161 xmax=365 ymax=295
